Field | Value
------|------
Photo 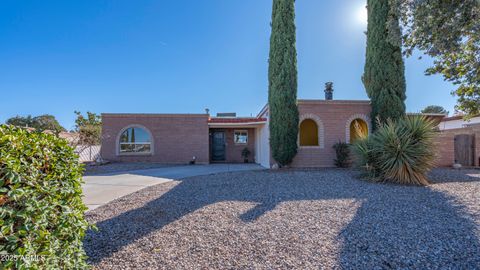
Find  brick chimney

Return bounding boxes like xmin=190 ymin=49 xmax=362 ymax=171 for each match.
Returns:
xmin=325 ymin=82 xmax=334 ymax=100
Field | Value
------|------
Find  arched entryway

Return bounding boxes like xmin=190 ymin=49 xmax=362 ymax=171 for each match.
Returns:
xmin=349 ymin=118 xmax=368 ymax=143
xmin=299 ymin=119 xmax=319 ymax=146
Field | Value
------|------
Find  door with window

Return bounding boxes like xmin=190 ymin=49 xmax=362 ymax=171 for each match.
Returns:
xmin=211 ymin=131 xmax=226 ymax=161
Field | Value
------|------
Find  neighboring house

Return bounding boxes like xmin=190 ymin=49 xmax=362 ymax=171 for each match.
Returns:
xmin=438 ymin=115 xmax=480 ymax=130
xmin=101 ymin=88 xmax=373 ymax=168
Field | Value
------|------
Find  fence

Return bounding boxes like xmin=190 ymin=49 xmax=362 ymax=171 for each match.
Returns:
xmin=434 ymin=126 xmax=480 ymax=167
xmin=75 ymin=145 xmax=101 ymax=162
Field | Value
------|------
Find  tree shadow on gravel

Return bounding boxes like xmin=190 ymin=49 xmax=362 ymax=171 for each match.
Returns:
xmin=84 ymin=169 xmax=480 ymax=268
xmin=428 ymin=168 xmax=480 ymax=183
xmin=338 ymin=179 xmax=480 ymax=268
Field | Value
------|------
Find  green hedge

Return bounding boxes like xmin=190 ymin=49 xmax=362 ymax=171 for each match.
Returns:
xmin=0 ymin=125 xmax=89 ymax=269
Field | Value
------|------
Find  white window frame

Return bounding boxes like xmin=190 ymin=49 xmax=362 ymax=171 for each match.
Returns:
xmin=234 ymin=130 xmax=248 ymax=144
xmin=116 ymin=125 xmax=154 ymax=156
xmin=119 ymin=141 xmax=152 ymax=154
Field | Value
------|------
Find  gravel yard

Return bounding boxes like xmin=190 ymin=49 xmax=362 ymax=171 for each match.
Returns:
xmin=84 ymin=168 xmax=480 ymax=269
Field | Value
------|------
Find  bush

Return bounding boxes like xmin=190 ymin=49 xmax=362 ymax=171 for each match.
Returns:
xmin=352 ymin=116 xmax=437 ymax=185
xmin=0 ymin=125 xmax=89 ymax=269
xmin=333 ymin=141 xmax=351 ymax=168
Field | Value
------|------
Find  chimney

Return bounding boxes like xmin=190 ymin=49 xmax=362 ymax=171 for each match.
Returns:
xmin=325 ymin=82 xmax=333 ymax=100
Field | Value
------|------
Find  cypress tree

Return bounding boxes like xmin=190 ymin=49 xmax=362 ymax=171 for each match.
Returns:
xmin=363 ymin=0 xmax=406 ymax=128
xmin=268 ymin=0 xmax=299 ymax=166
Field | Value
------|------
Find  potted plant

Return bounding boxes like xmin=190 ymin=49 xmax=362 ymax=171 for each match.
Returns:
xmin=241 ymin=147 xmax=251 ymax=163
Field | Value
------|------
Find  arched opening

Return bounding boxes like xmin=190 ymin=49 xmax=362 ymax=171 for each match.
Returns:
xmin=300 ymin=119 xmax=319 ymax=146
xmin=119 ymin=127 xmax=152 ymax=153
xmin=349 ymin=119 xmax=368 ymax=143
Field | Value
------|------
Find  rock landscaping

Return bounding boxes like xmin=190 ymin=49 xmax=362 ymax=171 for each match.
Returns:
xmin=84 ymin=168 xmax=480 ymax=269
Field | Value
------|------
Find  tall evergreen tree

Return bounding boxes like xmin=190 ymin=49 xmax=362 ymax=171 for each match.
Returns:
xmin=363 ymin=0 xmax=406 ymax=128
xmin=268 ymin=0 xmax=299 ymax=166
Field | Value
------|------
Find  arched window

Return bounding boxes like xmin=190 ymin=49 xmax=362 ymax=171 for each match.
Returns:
xmin=349 ymin=119 xmax=368 ymax=143
xmin=299 ymin=119 xmax=319 ymax=146
xmin=119 ymin=127 xmax=152 ymax=153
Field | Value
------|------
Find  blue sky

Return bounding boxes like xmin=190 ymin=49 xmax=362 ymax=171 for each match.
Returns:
xmin=0 ymin=0 xmax=457 ymax=130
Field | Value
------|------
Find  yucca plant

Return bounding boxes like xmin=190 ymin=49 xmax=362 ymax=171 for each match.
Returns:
xmin=353 ymin=115 xmax=437 ymax=185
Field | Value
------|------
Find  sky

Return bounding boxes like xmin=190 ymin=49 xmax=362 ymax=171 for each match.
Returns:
xmin=0 ymin=0 xmax=457 ymax=130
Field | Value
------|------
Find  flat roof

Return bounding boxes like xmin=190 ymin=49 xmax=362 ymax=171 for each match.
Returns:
xmin=101 ymin=113 xmax=209 ymax=118
xmin=441 ymin=115 xmax=480 ymax=122
xmin=297 ymin=99 xmax=371 ymax=104
xmin=208 ymin=117 xmax=267 ymax=124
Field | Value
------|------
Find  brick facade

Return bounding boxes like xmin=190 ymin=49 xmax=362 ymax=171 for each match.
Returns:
xmin=100 ymin=102 xmax=471 ymax=168
xmin=209 ymin=128 xmax=256 ymax=163
xmin=101 ymin=114 xmax=210 ymax=164
xmin=290 ymin=100 xmax=371 ymax=167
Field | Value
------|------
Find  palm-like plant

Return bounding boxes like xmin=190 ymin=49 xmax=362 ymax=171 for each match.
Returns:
xmin=353 ymin=115 xmax=437 ymax=185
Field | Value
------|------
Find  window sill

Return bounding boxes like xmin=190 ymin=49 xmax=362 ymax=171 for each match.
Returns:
xmin=117 ymin=152 xmax=154 ymax=156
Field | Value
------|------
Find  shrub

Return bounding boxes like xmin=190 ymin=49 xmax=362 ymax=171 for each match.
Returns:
xmin=333 ymin=141 xmax=351 ymax=168
xmin=352 ymin=116 xmax=437 ymax=185
xmin=0 ymin=125 xmax=89 ymax=269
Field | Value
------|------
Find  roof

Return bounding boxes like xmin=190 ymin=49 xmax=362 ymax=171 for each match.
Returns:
xmin=297 ymin=99 xmax=371 ymax=105
xmin=208 ymin=117 xmax=267 ymax=124
xmin=256 ymin=100 xmax=371 ymax=117
xmin=102 ymin=113 xmax=208 ymax=118
xmin=407 ymin=112 xmax=446 ymax=117
xmin=441 ymin=115 xmax=480 ymax=122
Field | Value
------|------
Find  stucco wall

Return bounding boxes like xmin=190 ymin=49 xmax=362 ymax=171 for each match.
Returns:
xmin=439 ymin=116 xmax=480 ymax=130
xmin=101 ymin=114 xmax=210 ymax=164
xmin=256 ymin=119 xmax=270 ymax=168
xmin=290 ymin=100 xmax=372 ymax=168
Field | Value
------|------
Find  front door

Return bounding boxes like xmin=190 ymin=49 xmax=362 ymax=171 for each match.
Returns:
xmin=211 ymin=131 xmax=226 ymax=161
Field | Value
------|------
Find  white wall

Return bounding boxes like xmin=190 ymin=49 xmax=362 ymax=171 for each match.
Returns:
xmin=255 ymin=121 xmax=271 ymax=168
xmin=439 ymin=116 xmax=480 ymax=130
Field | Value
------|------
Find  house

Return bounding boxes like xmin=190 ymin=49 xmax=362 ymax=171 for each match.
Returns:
xmin=101 ymin=86 xmax=372 ymax=168
xmin=438 ymin=115 xmax=480 ymax=130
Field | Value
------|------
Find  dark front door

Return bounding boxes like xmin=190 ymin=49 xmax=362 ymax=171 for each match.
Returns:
xmin=211 ymin=131 xmax=226 ymax=161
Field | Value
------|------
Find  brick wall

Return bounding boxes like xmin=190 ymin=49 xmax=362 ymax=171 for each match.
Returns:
xmin=209 ymin=128 xmax=256 ymax=163
xmin=101 ymin=114 xmax=210 ymax=164
xmin=434 ymin=131 xmax=456 ymax=167
xmin=290 ymin=100 xmax=371 ymax=167
xmin=433 ymin=126 xmax=480 ymax=167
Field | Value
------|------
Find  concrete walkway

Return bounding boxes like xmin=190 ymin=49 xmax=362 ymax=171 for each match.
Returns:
xmin=82 ymin=164 xmax=264 ymax=210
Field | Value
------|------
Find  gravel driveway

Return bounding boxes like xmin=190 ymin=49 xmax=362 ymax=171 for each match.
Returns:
xmin=84 ymin=168 xmax=480 ymax=269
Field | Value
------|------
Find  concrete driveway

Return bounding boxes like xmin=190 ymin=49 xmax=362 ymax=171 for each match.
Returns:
xmin=82 ymin=164 xmax=264 ymax=210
